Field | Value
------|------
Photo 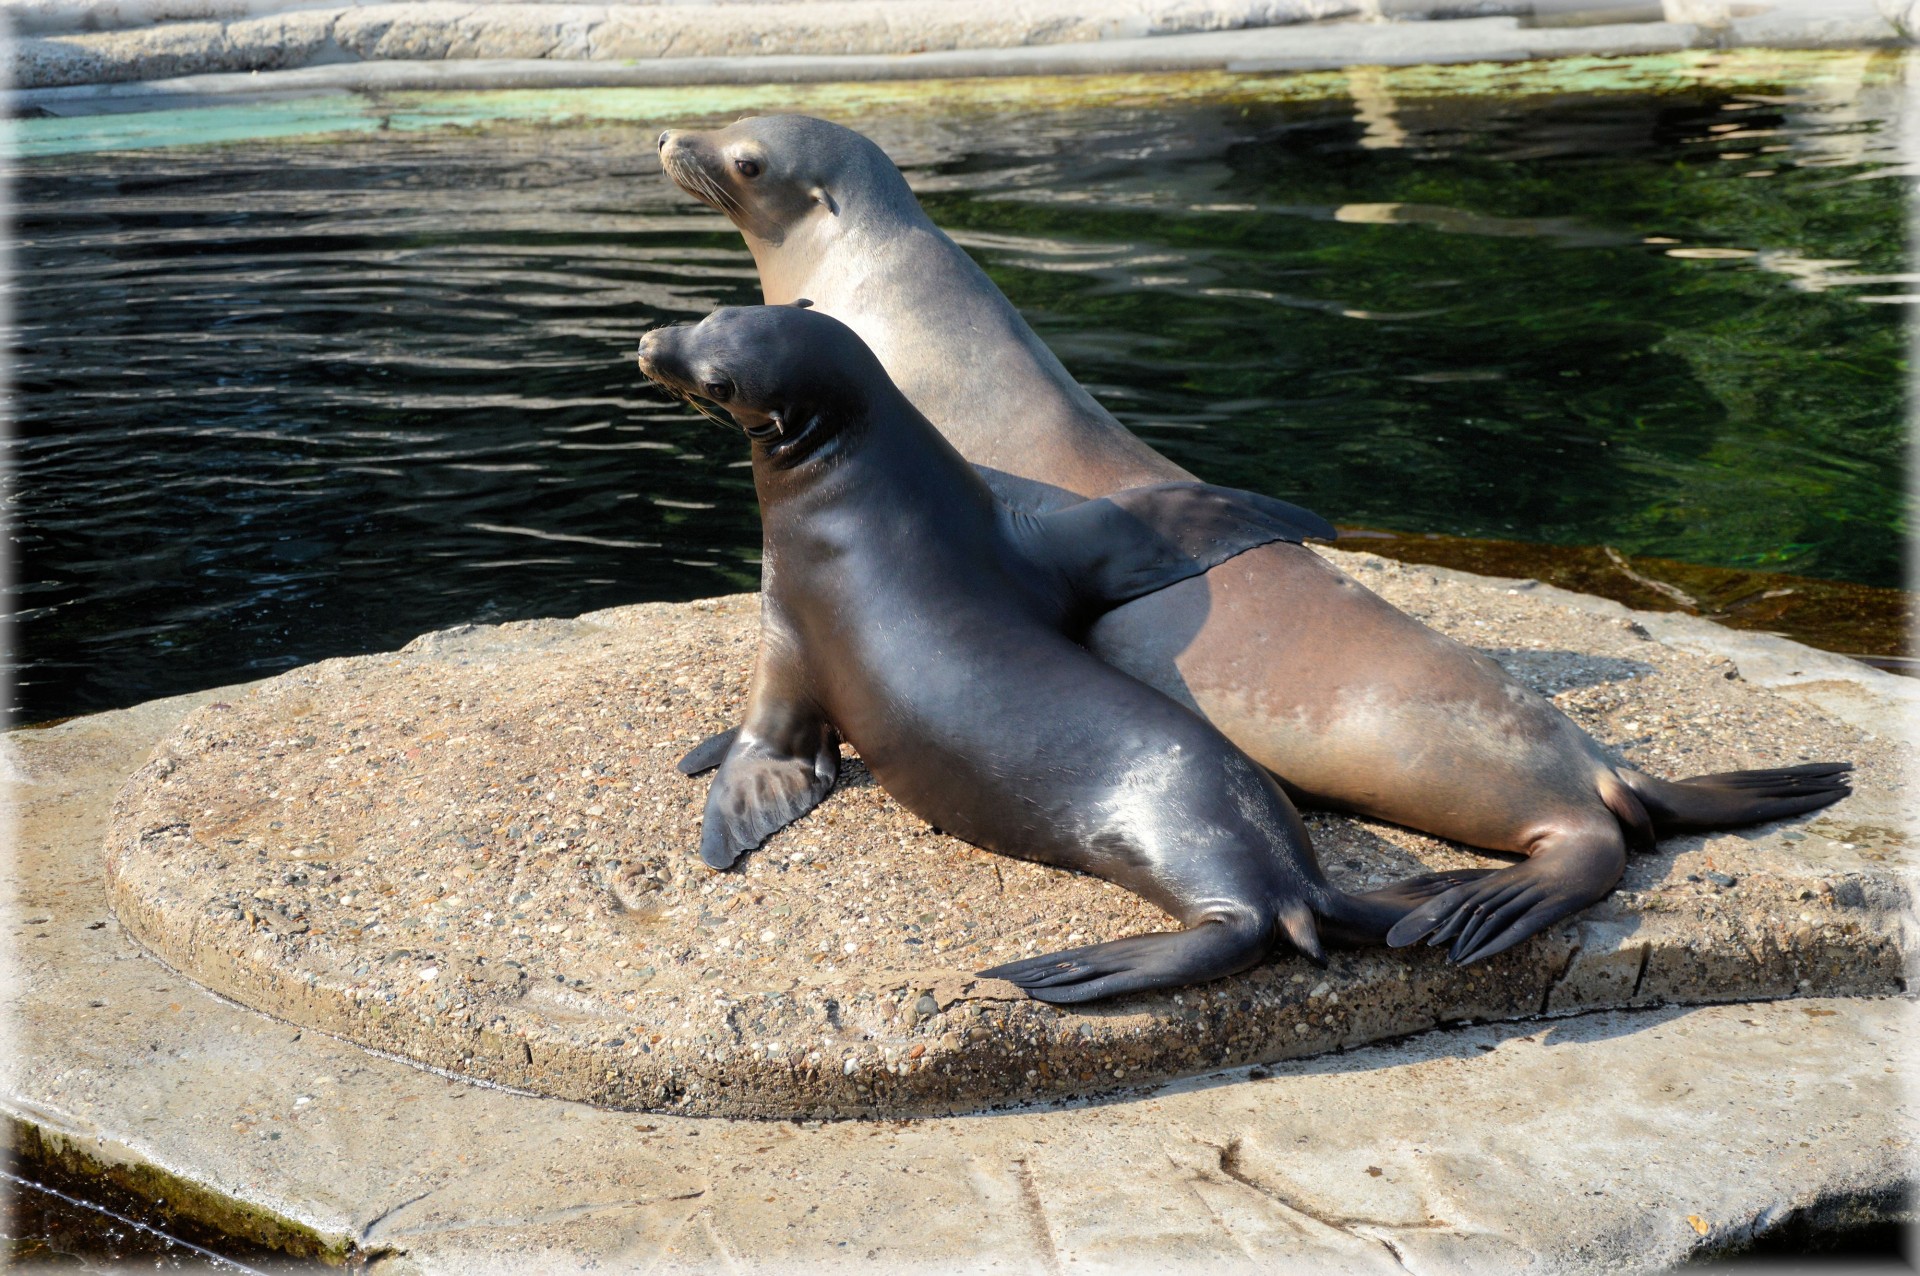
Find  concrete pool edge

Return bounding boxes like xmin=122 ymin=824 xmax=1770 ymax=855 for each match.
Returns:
xmin=13 ymin=0 xmax=1908 ymax=113
xmin=4 ymin=999 xmax=1914 ymax=1273
xmin=6 ymin=559 xmax=1916 ymax=1269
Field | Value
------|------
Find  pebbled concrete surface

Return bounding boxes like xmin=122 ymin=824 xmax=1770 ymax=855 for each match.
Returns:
xmin=88 ymin=549 xmax=1917 ymax=1118
xmin=3 ymin=668 xmax=1913 ymax=1270
xmin=6 ymin=554 xmax=1916 ymax=1268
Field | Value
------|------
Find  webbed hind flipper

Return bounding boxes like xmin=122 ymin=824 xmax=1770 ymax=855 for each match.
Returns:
xmin=1016 ymin=481 xmax=1336 ymax=618
xmin=1385 ymin=825 xmax=1628 ymax=965
xmin=1317 ymin=869 xmax=1498 ymax=947
xmin=978 ymin=913 xmax=1276 ymax=1004
xmin=1622 ymin=762 xmax=1851 ymax=833
xmin=978 ymin=902 xmax=1327 ymax=1004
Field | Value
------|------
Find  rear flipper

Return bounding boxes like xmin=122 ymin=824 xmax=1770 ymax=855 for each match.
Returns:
xmin=1318 ymin=870 xmax=1498 ymax=948
xmin=1621 ymin=763 xmax=1851 ymax=833
xmin=979 ymin=905 xmax=1317 ymax=1004
xmin=1385 ymin=827 xmax=1627 ymax=965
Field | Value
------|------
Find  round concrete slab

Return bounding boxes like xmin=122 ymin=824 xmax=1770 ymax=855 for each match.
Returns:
xmin=102 ymin=551 xmax=1912 ymax=1117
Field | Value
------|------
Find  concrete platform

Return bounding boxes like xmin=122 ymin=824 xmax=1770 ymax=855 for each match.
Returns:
xmin=9 ymin=0 xmax=1907 ymax=99
xmin=92 ymin=548 xmax=1915 ymax=1121
xmin=4 ymin=582 xmax=1915 ymax=1268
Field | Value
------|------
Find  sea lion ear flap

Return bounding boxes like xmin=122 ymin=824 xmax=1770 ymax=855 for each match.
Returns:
xmin=789 ymin=298 xmax=814 ymax=309
xmin=810 ymin=186 xmax=839 ymax=215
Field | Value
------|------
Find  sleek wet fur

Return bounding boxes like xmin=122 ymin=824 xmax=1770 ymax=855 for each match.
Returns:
xmin=637 ymin=306 xmax=1481 ymax=1002
xmin=656 ymin=116 xmax=1852 ymax=964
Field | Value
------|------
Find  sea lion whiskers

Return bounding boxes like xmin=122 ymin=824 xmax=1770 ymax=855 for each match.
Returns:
xmin=668 ymin=151 xmax=742 ymax=217
xmin=638 ymin=328 xmax=796 ymax=447
xmin=636 ymin=339 xmax=739 ymax=434
xmin=700 ymin=170 xmax=744 ymax=217
xmin=658 ymin=378 xmax=739 ymax=434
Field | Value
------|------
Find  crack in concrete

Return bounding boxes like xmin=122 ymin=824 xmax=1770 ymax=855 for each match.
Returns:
xmin=1181 ymin=1173 xmax=1269 ymax=1267
xmin=1012 ymin=1157 xmax=1063 ymax=1276
xmin=359 ymin=1187 xmax=435 ymax=1243
xmin=699 ymin=1205 xmax=747 ymax=1275
xmin=1205 ymin=1134 xmax=1446 ymax=1248
xmin=1539 ymin=940 xmax=1583 ymax=1015
xmin=1629 ymin=941 xmax=1652 ymax=1001
xmin=1357 ymin=1225 xmax=1419 ymax=1274
xmin=634 ymin=1190 xmax=711 ymax=1276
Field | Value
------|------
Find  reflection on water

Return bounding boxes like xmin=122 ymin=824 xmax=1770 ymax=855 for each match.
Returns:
xmin=9 ymin=56 xmax=1909 ymax=722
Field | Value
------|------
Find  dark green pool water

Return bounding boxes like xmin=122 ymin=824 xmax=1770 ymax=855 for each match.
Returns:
xmin=10 ymin=54 xmax=1910 ymax=723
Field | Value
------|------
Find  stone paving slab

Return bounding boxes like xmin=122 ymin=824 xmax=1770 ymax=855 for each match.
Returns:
xmin=9 ymin=0 xmax=1906 ymax=95
xmin=94 ymin=550 xmax=1915 ymax=1118
xmin=4 ymin=671 xmax=1915 ymax=1270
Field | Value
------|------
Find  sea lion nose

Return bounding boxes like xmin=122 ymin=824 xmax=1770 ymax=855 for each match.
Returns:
xmin=657 ymin=130 xmax=672 ymax=152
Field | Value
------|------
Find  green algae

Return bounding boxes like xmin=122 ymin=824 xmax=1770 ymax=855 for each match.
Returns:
xmin=7 ymin=1115 xmax=374 ymax=1267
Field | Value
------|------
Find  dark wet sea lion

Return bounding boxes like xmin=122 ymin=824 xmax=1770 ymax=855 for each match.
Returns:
xmin=655 ymin=116 xmax=1852 ymax=964
xmin=636 ymin=305 xmax=1479 ymax=1002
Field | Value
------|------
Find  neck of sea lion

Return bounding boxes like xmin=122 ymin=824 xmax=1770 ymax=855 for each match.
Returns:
xmin=747 ymin=209 xmax=1189 ymax=512
xmin=748 ymin=381 xmax=1032 ymax=615
xmin=750 ymin=380 xmax=992 ymax=515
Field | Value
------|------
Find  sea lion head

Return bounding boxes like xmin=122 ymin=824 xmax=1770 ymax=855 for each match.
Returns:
xmin=656 ymin=115 xmax=915 ymax=252
xmin=636 ymin=303 xmax=889 ymax=464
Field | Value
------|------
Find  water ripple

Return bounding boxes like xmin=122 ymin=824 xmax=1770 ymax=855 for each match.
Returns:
xmin=10 ymin=76 xmax=1906 ymax=721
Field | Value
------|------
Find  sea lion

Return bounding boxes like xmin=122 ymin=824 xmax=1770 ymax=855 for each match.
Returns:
xmin=637 ymin=304 xmax=1479 ymax=1003
xmin=655 ymin=116 xmax=1852 ymax=965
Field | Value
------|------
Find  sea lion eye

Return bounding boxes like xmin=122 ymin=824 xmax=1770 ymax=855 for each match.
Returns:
xmin=702 ymin=379 xmax=732 ymax=401
xmin=734 ymin=158 xmax=761 ymax=179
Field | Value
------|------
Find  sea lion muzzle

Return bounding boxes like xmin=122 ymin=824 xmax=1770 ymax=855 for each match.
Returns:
xmin=636 ymin=322 xmax=788 ymax=441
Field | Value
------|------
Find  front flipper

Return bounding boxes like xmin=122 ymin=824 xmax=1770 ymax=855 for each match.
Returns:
xmin=677 ymin=727 xmax=740 ymax=776
xmin=692 ymin=620 xmax=838 ymax=870
xmin=1016 ymin=481 xmax=1336 ymax=618
xmin=700 ymin=724 xmax=838 ymax=869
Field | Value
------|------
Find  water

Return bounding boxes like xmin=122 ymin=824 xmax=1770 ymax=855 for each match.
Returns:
xmin=10 ymin=54 xmax=1910 ymax=724
xmin=5 ymin=1168 xmax=288 ymax=1271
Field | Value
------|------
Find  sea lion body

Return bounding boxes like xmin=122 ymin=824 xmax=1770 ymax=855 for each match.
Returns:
xmin=637 ymin=306 xmax=1468 ymax=1002
xmin=657 ymin=117 xmax=1851 ymax=964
